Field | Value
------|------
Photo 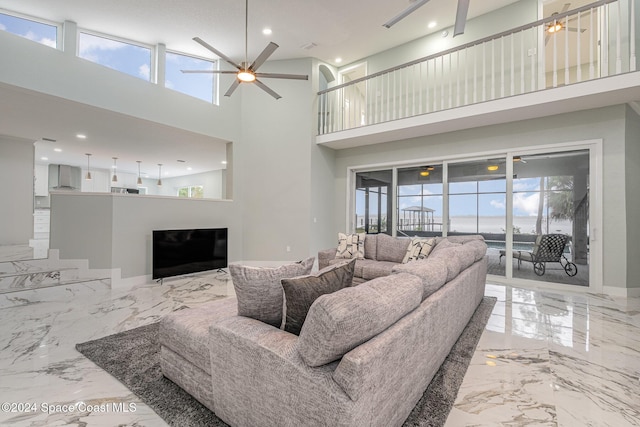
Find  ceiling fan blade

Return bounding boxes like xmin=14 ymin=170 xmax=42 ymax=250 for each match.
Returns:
xmin=254 ymin=79 xmax=281 ymax=99
xmin=224 ymin=79 xmax=241 ymax=97
xmin=567 ymin=27 xmax=587 ymax=33
xmin=181 ymin=70 xmax=238 ymax=74
xmin=249 ymin=42 xmax=279 ymax=72
xmin=560 ymin=3 xmax=571 ymax=13
xmin=255 ymin=72 xmax=308 ymax=80
xmin=383 ymin=0 xmax=431 ymax=29
xmin=545 ymin=33 xmax=551 ymax=45
xmin=193 ymin=37 xmax=242 ymax=70
xmin=453 ymin=0 xmax=470 ymax=37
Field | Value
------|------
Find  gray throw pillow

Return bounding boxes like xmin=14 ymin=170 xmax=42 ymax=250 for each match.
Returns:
xmin=281 ymin=259 xmax=355 ymax=335
xmin=229 ymin=257 xmax=314 ymax=328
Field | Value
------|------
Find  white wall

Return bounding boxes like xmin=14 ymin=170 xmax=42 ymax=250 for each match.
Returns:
xmin=0 ymin=135 xmax=34 ymax=245
xmin=0 ymin=29 xmax=240 ymax=142
xmin=237 ymin=58 xmax=318 ymax=261
xmin=341 ymin=0 xmax=538 ymax=74
xmin=50 ymin=192 xmax=241 ymax=278
xmin=625 ymin=105 xmax=640 ymax=289
xmin=333 ymin=105 xmax=630 ymax=289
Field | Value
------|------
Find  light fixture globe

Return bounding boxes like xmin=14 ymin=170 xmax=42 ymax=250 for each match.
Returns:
xmin=237 ymin=70 xmax=256 ymax=82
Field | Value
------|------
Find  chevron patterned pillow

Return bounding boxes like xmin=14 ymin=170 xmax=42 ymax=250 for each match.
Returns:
xmin=335 ymin=232 xmax=365 ymax=259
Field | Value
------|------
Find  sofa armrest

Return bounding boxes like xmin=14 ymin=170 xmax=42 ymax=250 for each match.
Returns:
xmin=208 ymin=316 xmax=353 ymax=427
xmin=318 ymin=247 xmax=337 ymax=270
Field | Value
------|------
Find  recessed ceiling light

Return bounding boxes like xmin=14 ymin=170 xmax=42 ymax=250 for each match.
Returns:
xmin=54 ymin=148 xmax=62 ymax=152
xmin=442 ymin=30 xmax=449 ymax=38
xmin=187 ymin=167 xmax=193 ymax=171
xmin=41 ymin=157 xmax=48 ymax=161
xmin=335 ymin=57 xmax=342 ymax=64
xmin=428 ymin=21 xmax=437 ymax=29
xmin=221 ymin=160 xmax=228 ymax=165
xmin=76 ymin=134 xmax=87 ymax=139
xmin=262 ymin=28 xmax=272 ymax=35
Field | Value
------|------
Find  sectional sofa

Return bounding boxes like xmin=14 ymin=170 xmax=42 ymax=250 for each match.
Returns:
xmin=159 ymin=234 xmax=488 ymax=426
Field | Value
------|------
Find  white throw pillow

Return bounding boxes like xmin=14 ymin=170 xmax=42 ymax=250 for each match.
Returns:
xmin=402 ymin=237 xmax=436 ymax=263
xmin=335 ymin=232 xmax=365 ymax=259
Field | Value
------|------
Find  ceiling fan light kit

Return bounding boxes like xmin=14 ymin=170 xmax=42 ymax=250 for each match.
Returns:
xmin=183 ymin=0 xmax=308 ymax=99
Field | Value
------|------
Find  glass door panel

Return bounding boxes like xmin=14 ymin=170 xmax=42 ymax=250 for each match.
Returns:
xmin=511 ymin=150 xmax=589 ymax=286
xmin=448 ymin=158 xmax=507 ymax=277
xmin=355 ymin=170 xmax=392 ymax=234
xmin=396 ymin=165 xmax=443 ymax=237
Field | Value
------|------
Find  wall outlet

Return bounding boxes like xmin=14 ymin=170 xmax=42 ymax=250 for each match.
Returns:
xmin=527 ymin=48 xmax=537 ymax=57
xmin=286 ymin=246 xmax=291 ymax=252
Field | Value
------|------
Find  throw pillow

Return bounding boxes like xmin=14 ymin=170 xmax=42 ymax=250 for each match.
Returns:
xmin=229 ymin=257 xmax=314 ymax=328
xmin=335 ymin=232 xmax=365 ymax=259
xmin=402 ymin=237 xmax=436 ymax=263
xmin=280 ymin=258 xmax=355 ymax=335
xmin=298 ymin=273 xmax=423 ymax=367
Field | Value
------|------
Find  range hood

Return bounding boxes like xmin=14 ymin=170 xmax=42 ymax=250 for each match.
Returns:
xmin=48 ymin=164 xmax=81 ymax=190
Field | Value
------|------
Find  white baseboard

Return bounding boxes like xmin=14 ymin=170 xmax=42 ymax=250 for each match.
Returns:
xmin=602 ymin=286 xmax=640 ymax=298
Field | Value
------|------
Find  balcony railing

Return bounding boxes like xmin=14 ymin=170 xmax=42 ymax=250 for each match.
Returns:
xmin=317 ymin=0 xmax=637 ymax=135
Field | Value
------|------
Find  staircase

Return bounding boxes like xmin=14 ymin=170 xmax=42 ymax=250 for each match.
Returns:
xmin=0 ymin=250 xmax=110 ymax=295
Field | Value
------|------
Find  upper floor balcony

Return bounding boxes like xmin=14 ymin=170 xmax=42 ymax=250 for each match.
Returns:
xmin=316 ymin=0 xmax=640 ymax=149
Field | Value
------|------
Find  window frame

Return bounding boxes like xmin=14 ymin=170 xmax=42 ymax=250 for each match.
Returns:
xmin=164 ymin=49 xmax=219 ymax=104
xmin=76 ymin=28 xmax=156 ymax=82
xmin=0 ymin=8 xmax=61 ymax=49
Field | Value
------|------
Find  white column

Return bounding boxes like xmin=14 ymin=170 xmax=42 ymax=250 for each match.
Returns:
xmin=62 ymin=20 xmax=77 ymax=55
xmin=155 ymin=43 xmax=166 ymax=86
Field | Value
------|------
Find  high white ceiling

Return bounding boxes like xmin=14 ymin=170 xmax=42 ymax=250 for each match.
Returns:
xmin=0 ymin=0 xmax=526 ymax=176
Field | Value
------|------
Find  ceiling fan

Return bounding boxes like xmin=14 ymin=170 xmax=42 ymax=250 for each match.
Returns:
xmin=182 ymin=0 xmax=308 ymax=100
xmin=544 ymin=3 xmax=587 ymax=45
xmin=383 ymin=0 xmax=471 ymax=38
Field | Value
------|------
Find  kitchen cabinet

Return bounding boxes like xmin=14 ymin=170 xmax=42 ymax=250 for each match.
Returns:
xmin=34 ymin=164 xmax=49 ymax=196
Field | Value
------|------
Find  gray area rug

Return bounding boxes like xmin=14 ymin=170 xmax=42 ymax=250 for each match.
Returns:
xmin=76 ymin=296 xmax=497 ymax=427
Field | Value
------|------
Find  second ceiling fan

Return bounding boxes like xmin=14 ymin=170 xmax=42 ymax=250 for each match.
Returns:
xmin=183 ymin=0 xmax=308 ymax=100
xmin=384 ymin=0 xmax=471 ymax=37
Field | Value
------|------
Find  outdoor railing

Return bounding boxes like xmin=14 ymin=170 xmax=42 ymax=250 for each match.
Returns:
xmin=317 ymin=0 xmax=636 ymax=135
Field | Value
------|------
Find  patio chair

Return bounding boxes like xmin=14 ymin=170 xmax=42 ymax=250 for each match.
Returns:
xmin=511 ymin=234 xmax=577 ymax=277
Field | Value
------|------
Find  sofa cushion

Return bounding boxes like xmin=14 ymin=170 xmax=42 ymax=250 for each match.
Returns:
xmin=465 ymin=239 xmax=488 ymax=261
xmin=431 ymin=238 xmax=462 ymax=255
xmin=376 ymin=233 xmax=410 ymax=263
xmin=159 ymin=297 xmax=238 ymax=374
xmin=229 ymin=258 xmax=314 ymax=328
xmin=428 ymin=247 xmax=465 ymax=282
xmin=402 ymin=237 xmax=436 ymax=263
xmin=361 ymin=261 xmax=398 ymax=280
xmin=335 ymin=232 xmax=365 ymax=259
xmin=328 ymin=258 xmax=376 ymax=279
xmin=281 ymin=259 xmax=355 ymax=335
xmin=364 ymin=234 xmax=377 ymax=260
xmin=392 ymin=257 xmax=448 ymax=300
xmin=297 ymin=273 xmax=423 ymax=367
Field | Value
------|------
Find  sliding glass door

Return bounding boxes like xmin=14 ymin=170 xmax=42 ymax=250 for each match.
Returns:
xmin=511 ymin=150 xmax=590 ymax=286
xmin=350 ymin=142 xmax=598 ymax=289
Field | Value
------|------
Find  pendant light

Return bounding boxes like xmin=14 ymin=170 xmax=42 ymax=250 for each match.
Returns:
xmin=85 ymin=153 xmax=92 ymax=181
xmin=157 ymin=164 xmax=163 ymax=186
xmin=112 ymin=157 xmax=118 ymax=183
xmin=136 ymin=161 xmax=143 ymax=186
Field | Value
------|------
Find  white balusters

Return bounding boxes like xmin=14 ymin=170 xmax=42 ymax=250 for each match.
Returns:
xmin=316 ymin=0 xmax=632 ymax=135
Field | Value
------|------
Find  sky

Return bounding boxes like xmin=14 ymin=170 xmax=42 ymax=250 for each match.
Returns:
xmin=357 ymin=176 xmax=561 ymax=218
xmin=0 ymin=12 xmax=216 ymax=103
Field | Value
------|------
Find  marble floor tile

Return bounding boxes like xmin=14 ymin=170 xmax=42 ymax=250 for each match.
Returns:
xmin=1 ymin=271 xmax=639 ymax=426
xmin=448 ymin=283 xmax=640 ymax=427
xmin=0 ymin=271 xmax=232 ymax=426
